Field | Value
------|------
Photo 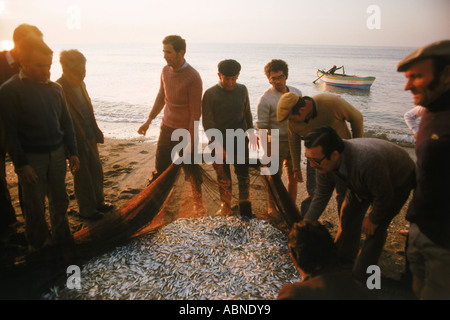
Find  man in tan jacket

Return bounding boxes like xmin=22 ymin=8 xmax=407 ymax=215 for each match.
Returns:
xmin=277 ymin=92 xmax=363 ymax=214
xmin=57 ymin=49 xmax=113 ymax=220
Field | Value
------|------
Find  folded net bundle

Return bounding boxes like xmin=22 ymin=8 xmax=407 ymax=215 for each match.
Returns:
xmin=1 ymin=162 xmax=302 ymax=299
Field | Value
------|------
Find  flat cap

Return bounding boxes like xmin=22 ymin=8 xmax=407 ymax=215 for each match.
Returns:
xmin=397 ymin=40 xmax=450 ymax=72
xmin=277 ymin=92 xmax=303 ymax=122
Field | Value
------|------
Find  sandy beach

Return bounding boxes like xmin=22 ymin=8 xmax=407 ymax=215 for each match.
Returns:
xmin=3 ymin=137 xmax=417 ymax=299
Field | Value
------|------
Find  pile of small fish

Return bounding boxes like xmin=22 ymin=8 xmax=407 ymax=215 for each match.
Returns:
xmin=42 ymin=216 xmax=300 ymax=300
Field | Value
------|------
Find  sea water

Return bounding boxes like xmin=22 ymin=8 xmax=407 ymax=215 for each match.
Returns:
xmin=49 ymin=42 xmax=417 ymax=146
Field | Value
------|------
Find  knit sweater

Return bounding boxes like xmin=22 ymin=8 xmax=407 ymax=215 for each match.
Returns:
xmin=0 ymin=74 xmax=78 ymax=168
xmin=406 ymin=90 xmax=450 ymax=249
xmin=256 ymin=86 xmax=302 ymax=142
xmin=202 ymin=83 xmax=254 ymax=138
xmin=149 ymin=63 xmax=202 ymax=132
xmin=288 ymin=93 xmax=364 ymax=172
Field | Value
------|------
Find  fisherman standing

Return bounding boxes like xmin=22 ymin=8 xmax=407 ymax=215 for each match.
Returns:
xmin=202 ymin=59 xmax=257 ymax=217
xmin=256 ymin=59 xmax=302 ymax=213
xmin=397 ymin=40 xmax=450 ymax=299
xmin=0 ymin=36 xmax=79 ymax=251
xmin=138 ymin=35 xmax=204 ymax=212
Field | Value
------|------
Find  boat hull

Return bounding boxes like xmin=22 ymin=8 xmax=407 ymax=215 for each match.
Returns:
xmin=317 ymin=70 xmax=375 ymax=89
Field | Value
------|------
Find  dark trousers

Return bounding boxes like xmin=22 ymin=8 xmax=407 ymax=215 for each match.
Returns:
xmin=19 ymin=146 xmax=72 ymax=249
xmin=152 ymin=124 xmax=202 ymax=194
xmin=0 ymin=149 xmax=16 ymax=232
xmin=73 ymin=138 xmax=105 ymax=217
xmin=335 ymin=187 xmax=412 ymax=280
xmin=212 ymin=136 xmax=250 ymax=204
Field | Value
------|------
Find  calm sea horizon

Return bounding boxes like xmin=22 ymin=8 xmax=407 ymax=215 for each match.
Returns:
xmin=48 ymin=42 xmax=418 ymax=147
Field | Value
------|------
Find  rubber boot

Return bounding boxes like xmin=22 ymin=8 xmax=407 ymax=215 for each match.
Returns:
xmin=239 ymin=200 xmax=252 ymax=219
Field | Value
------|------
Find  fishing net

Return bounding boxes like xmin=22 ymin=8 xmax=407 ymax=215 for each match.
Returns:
xmin=0 ymin=161 xmax=302 ymax=299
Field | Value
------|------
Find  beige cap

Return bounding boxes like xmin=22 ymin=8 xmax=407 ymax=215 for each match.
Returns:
xmin=397 ymin=40 xmax=450 ymax=72
xmin=277 ymin=92 xmax=303 ymax=122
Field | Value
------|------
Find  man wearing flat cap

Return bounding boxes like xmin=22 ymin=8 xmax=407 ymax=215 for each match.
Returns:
xmin=277 ymin=92 xmax=363 ymax=215
xmin=202 ymin=59 xmax=257 ymax=217
xmin=398 ymin=40 xmax=450 ymax=299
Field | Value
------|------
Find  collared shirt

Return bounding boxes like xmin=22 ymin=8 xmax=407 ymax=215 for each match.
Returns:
xmin=19 ymin=68 xmax=50 ymax=84
xmin=173 ymin=60 xmax=188 ymax=71
xmin=5 ymin=51 xmax=15 ymax=66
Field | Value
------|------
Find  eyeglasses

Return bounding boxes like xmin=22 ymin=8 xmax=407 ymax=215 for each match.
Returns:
xmin=269 ymin=74 xmax=286 ymax=83
xmin=306 ymin=155 xmax=327 ymax=166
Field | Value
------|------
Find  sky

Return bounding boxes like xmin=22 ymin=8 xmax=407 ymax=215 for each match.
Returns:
xmin=0 ymin=0 xmax=449 ymax=50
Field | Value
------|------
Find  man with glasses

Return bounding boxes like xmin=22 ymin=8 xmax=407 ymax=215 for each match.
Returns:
xmin=256 ymin=60 xmax=302 ymax=214
xmin=302 ymin=126 xmax=415 ymax=282
xmin=277 ymin=92 xmax=363 ymax=214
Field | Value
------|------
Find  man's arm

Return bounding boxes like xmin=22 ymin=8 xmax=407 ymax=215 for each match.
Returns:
xmin=303 ymin=172 xmax=336 ymax=220
xmin=138 ymin=77 xmax=165 ymax=135
xmin=57 ymin=86 xmax=78 ymax=157
xmin=340 ymin=99 xmax=364 ymax=138
xmin=201 ymin=89 xmax=217 ymax=137
xmin=0 ymin=85 xmax=28 ymax=168
xmin=187 ymin=75 xmax=203 ymax=146
xmin=256 ymin=96 xmax=271 ymax=155
xmin=288 ymin=124 xmax=303 ymax=172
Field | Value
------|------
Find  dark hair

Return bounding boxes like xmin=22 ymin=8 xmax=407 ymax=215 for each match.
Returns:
xmin=264 ymin=59 xmax=289 ymax=79
xmin=13 ymin=24 xmax=43 ymax=44
xmin=304 ymin=126 xmax=345 ymax=158
xmin=288 ymin=220 xmax=338 ymax=275
xmin=218 ymin=59 xmax=241 ymax=76
xmin=163 ymin=35 xmax=186 ymax=53
xmin=18 ymin=35 xmax=53 ymax=62
xmin=429 ymin=56 xmax=450 ymax=90
xmin=290 ymin=96 xmax=308 ymax=115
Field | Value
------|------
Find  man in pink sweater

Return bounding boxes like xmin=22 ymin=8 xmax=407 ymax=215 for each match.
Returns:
xmin=138 ymin=35 xmax=203 ymax=208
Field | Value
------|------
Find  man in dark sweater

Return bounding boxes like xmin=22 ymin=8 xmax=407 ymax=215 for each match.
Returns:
xmin=397 ymin=40 xmax=450 ymax=299
xmin=0 ymin=24 xmax=43 ymax=240
xmin=202 ymin=59 xmax=257 ymax=217
xmin=0 ymin=36 xmax=79 ymax=251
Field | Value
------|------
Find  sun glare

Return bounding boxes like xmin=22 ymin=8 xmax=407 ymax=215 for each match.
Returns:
xmin=1 ymin=40 xmax=14 ymax=51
